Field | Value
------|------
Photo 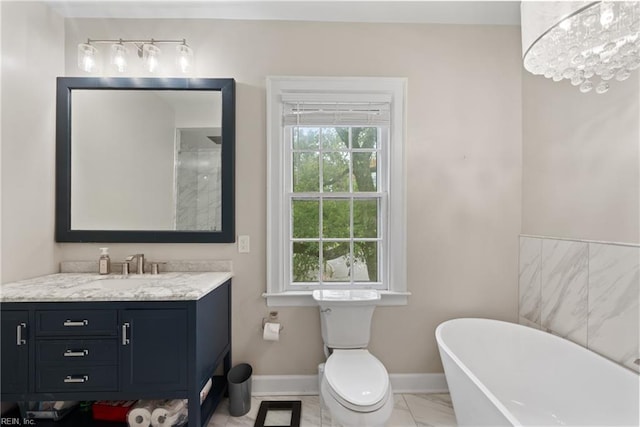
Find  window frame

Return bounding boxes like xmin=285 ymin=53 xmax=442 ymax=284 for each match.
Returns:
xmin=286 ymin=126 xmax=386 ymax=290
xmin=265 ymin=76 xmax=408 ymax=307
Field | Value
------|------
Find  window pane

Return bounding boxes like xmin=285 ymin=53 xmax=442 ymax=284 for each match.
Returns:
xmin=323 ymin=152 xmax=350 ymax=192
xmin=323 ymin=199 xmax=350 ymax=238
xmin=323 ymin=127 xmax=349 ymax=150
xmin=352 ymin=152 xmax=377 ymax=192
xmin=292 ymin=200 xmax=319 ymax=238
xmin=352 ymin=127 xmax=377 ymax=149
xmin=293 ymin=242 xmax=319 ymax=282
xmin=293 ymin=152 xmax=319 ymax=192
xmin=323 ymin=242 xmax=350 ymax=282
xmin=353 ymin=199 xmax=377 ymax=238
xmin=354 ymin=241 xmax=378 ymax=282
xmin=293 ymin=127 xmax=319 ymax=150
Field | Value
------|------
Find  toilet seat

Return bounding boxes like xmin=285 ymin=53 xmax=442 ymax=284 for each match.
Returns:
xmin=324 ymin=349 xmax=390 ymax=412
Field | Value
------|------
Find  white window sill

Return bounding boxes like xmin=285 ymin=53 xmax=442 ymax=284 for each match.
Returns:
xmin=262 ymin=291 xmax=410 ymax=307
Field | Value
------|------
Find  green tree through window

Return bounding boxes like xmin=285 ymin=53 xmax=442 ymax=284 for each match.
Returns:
xmin=291 ymin=126 xmax=380 ymax=284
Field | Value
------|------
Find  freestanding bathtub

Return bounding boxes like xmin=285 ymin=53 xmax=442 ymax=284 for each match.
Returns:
xmin=436 ymin=318 xmax=639 ymax=426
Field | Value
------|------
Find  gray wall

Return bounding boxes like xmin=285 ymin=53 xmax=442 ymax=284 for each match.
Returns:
xmin=1 ymin=2 xmax=64 ymax=283
xmin=522 ymin=73 xmax=640 ymax=245
xmin=60 ymin=18 xmax=523 ymax=375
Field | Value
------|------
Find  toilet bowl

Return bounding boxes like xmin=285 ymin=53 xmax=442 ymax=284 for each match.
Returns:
xmin=313 ymin=290 xmax=393 ymax=427
xmin=320 ymin=349 xmax=393 ymax=427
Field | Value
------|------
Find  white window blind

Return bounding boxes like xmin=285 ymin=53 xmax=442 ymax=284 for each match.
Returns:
xmin=282 ymin=101 xmax=391 ymax=127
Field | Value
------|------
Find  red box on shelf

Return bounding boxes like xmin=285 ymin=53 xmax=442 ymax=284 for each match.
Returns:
xmin=92 ymin=400 xmax=137 ymax=423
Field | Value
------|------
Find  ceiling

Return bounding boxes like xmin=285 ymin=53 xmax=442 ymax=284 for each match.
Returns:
xmin=46 ymin=1 xmax=522 ymax=25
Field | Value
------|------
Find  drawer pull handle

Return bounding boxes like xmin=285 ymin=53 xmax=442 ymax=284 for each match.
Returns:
xmin=122 ymin=322 xmax=130 ymax=345
xmin=64 ymin=349 xmax=89 ymax=357
xmin=64 ymin=375 xmax=89 ymax=384
xmin=63 ymin=319 xmax=89 ymax=327
xmin=16 ymin=323 xmax=26 ymax=346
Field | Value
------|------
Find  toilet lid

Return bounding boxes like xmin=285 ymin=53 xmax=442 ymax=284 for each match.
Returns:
xmin=325 ymin=350 xmax=389 ymax=408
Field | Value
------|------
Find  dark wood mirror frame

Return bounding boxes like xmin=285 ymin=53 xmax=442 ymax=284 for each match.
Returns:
xmin=55 ymin=77 xmax=235 ymax=243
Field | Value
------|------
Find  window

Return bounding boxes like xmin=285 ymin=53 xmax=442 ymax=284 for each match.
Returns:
xmin=266 ymin=77 xmax=407 ymax=306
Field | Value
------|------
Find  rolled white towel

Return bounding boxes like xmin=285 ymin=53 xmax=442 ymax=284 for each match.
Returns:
xmin=128 ymin=400 xmax=159 ymax=427
xmin=150 ymin=400 xmax=186 ymax=427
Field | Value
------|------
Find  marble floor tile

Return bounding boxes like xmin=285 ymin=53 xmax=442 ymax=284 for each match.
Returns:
xmin=210 ymin=395 xmax=325 ymax=427
xmin=207 ymin=399 xmax=230 ymax=427
xmin=209 ymin=394 xmax=456 ymax=427
xmin=403 ymin=394 xmax=457 ymax=427
xmin=387 ymin=395 xmax=418 ymax=427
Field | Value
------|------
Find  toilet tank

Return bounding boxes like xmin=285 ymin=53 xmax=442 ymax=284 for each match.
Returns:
xmin=312 ymin=290 xmax=380 ymax=349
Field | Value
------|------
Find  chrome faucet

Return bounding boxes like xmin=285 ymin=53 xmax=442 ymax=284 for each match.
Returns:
xmin=125 ymin=254 xmax=145 ymax=274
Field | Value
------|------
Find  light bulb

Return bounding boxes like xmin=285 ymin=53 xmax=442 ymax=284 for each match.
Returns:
xmin=142 ymin=44 xmax=161 ymax=73
xmin=110 ymin=43 xmax=127 ymax=73
xmin=176 ymin=43 xmax=194 ymax=74
xmin=77 ymin=43 xmax=98 ymax=73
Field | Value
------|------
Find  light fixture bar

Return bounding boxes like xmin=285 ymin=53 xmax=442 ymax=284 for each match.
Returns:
xmin=85 ymin=38 xmax=189 ymax=45
xmin=77 ymin=38 xmax=193 ymax=74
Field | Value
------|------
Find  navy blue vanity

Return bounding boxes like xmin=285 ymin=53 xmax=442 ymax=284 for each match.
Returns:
xmin=0 ymin=273 xmax=232 ymax=427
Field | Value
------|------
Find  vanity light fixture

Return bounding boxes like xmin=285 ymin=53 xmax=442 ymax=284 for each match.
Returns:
xmin=110 ymin=42 xmax=127 ymax=73
xmin=142 ymin=43 xmax=161 ymax=73
xmin=77 ymin=43 xmax=98 ymax=73
xmin=77 ymin=38 xmax=194 ymax=74
xmin=521 ymin=1 xmax=640 ymax=94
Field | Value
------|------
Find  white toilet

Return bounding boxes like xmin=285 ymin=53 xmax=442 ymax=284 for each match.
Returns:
xmin=313 ymin=289 xmax=393 ymax=427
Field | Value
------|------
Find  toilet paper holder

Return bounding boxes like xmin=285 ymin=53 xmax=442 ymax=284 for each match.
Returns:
xmin=262 ymin=311 xmax=284 ymax=332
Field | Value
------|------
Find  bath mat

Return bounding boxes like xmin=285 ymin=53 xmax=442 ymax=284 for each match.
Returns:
xmin=254 ymin=400 xmax=301 ymax=427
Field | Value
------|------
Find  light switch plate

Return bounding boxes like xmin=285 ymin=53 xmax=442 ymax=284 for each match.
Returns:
xmin=238 ymin=235 xmax=250 ymax=253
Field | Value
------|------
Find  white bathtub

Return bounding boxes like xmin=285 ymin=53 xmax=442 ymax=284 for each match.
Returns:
xmin=436 ymin=318 xmax=640 ymax=426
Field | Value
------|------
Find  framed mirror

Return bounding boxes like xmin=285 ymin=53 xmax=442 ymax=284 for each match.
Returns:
xmin=55 ymin=77 xmax=235 ymax=243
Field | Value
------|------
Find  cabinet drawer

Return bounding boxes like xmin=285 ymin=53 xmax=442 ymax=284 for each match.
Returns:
xmin=36 ymin=310 xmax=117 ymax=336
xmin=37 ymin=339 xmax=117 ymax=365
xmin=36 ymin=366 xmax=117 ymax=392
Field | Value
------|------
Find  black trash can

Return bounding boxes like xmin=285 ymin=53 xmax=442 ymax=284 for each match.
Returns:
xmin=227 ymin=363 xmax=252 ymax=417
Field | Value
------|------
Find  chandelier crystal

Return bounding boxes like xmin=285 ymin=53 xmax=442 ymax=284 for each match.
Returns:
xmin=522 ymin=1 xmax=640 ymax=94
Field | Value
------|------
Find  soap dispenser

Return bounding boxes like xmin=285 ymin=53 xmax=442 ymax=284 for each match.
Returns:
xmin=99 ymin=247 xmax=111 ymax=275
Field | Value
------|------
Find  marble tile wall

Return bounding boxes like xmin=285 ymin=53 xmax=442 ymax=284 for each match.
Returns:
xmin=519 ymin=236 xmax=640 ymax=372
xmin=176 ymin=147 xmax=222 ymax=231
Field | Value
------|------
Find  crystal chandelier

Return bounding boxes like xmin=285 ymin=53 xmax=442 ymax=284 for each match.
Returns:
xmin=521 ymin=1 xmax=640 ymax=94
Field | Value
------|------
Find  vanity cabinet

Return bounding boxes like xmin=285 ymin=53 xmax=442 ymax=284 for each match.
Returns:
xmin=0 ymin=310 xmax=29 ymax=394
xmin=120 ymin=309 xmax=188 ymax=392
xmin=0 ymin=279 xmax=231 ymax=427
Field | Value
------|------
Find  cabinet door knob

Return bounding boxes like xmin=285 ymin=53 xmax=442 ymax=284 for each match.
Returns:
xmin=63 ymin=319 xmax=89 ymax=327
xmin=16 ymin=322 xmax=26 ymax=346
xmin=64 ymin=349 xmax=89 ymax=357
xmin=63 ymin=375 xmax=89 ymax=383
xmin=122 ymin=322 xmax=130 ymax=345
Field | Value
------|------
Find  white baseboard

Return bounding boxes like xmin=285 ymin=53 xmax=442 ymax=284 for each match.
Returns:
xmin=252 ymin=373 xmax=448 ymax=396
xmin=253 ymin=374 xmax=320 ymax=396
xmin=390 ymin=373 xmax=448 ymax=394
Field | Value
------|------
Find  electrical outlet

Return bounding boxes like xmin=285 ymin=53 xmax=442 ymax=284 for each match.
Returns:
xmin=238 ymin=235 xmax=250 ymax=253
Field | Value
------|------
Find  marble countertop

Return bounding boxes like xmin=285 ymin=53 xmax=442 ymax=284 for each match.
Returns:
xmin=0 ymin=272 xmax=232 ymax=302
